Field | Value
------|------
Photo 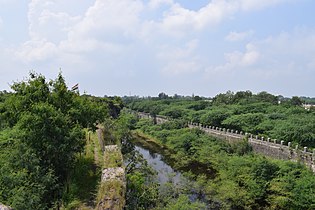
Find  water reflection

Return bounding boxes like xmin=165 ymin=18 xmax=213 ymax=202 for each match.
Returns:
xmin=135 ymin=145 xmax=182 ymax=185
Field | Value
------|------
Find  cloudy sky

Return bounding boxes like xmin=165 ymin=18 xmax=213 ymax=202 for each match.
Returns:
xmin=0 ymin=0 xmax=315 ymax=97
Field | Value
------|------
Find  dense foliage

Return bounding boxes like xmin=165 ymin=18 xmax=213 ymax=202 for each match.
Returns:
xmin=123 ymin=93 xmax=315 ymax=209
xmin=2 ymin=77 xmax=315 ymax=210
xmin=126 ymin=91 xmax=315 ymax=148
xmin=130 ymin=117 xmax=315 ymax=209
xmin=114 ymin=111 xmax=208 ymax=210
xmin=0 ymin=73 xmax=109 ymax=209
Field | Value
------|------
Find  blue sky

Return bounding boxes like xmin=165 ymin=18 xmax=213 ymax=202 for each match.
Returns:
xmin=0 ymin=0 xmax=315 ymax=97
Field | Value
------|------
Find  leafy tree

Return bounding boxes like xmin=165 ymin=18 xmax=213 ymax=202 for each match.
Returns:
xmin=200 ymin=107 xmax=232 ymax=127
xmin=0 ymin=72 xmax=107 ymax=208
xmin=222 ymin=113 xmax=265 ymax=133
xmin=233 ymin=90 xmax=253 ymax=103
xmin=290 ymin=96 xmax=303 ymax=106
xmin=213 ymin=90 xmax=234 ymax=105
xmin=158 ymin=92 xmax=168 ymax=99
xmin=255 ymin=91 xmax=278 ymax=104
xmin=163 ymin=194 xmax=206 ymax=210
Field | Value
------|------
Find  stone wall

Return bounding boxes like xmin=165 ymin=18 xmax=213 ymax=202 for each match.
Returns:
xmin=96 ymin=145 xmax=126 ymax=210
xmin=188 ymin=122 xmax=315 ymax=173
xmin=0 ymin=204 xmax=12 ymax=210
xmin=136 ymin=112 xmax=315 ymax=173
xmin=137 ymin=112 xmax=170 ymax=124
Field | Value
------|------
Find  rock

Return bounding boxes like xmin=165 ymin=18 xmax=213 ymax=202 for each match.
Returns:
xmin=101 ymin=167 xmax=125 ymax=183
xmin=0 ymin=204 xmax=12 ymax=210
xmin=104 ymin=145 xmax=119 ymax=153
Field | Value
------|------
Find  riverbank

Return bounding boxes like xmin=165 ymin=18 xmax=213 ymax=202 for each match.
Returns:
xmin=132 ymin=118 xmax=315 ymax=209
xmin=132 ymin=129 xmax=216 ymax=179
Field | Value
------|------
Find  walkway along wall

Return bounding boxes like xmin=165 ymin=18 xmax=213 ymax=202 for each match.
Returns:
xmin=96 ymin=144 xmax=126 ymax=210
xmin=136 ymin=112 xmax=315 ymax=173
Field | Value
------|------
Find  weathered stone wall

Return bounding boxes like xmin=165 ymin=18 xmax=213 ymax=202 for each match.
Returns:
xmin=137 ymin=112 xmax=170 ymax=124
xmin=136 ymin=112 xmax=315 ymax=173
xmin=137 ymin=112 xmax=152 ymax=120
xmin=0 ymin=204 xmax=12 ymax=210
xmin=96 ymin=145 xmax=126 ymax=210
xmin=189 ymin=122 xmax=315 ymax=173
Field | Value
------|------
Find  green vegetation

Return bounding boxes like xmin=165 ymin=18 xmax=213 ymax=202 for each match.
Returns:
xmin=126 ymin=116 xmax=315 ymax=209
xmin=0 ymin=72 xmax=116 ymax=209
xmin=124 ymin=93 xmax=315 ymax=209
xmin=127 ymin=91 xmax=315 ymax=148
xmin=96 ymin=180 xmax=125 ymax=210
xmin=61 ymin=131 xmax=101 ymax=209
xmin=96 ymin=144 xmax=125 ymax=209
xmin=1 ymin=73 xmax=315 ymax=210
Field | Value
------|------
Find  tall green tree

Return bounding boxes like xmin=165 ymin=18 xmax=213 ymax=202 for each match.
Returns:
xmin=0 ymin=72 xmax=107 ymax=209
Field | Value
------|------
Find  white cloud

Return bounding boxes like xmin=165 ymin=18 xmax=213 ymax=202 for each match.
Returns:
xmin=148 ymin=0 xmax=173 ymax=9
xmin=27 ymin=0 xmax=81 ymax=41
xmin=225 ymin=30 xmax=254 ymax=42
xmin=17 ymin=0 xmax=144 ymax=63
xmin=0 ymin=0 xmax=314 ymax=97
xmin=16 ymin=39 xmax=58 ymax=62
xmin=160 ymin=1 xmax=237 ymax=34
xmin=156 ymin=0 xmax=291 ymax=36
xmin=256 ymin=28 xmax=315 ymax=75
xmin=206 ymin=43 xmax=260 ymax=74
xmin=62 ymin=0 xmax=143 ymax=52
xmin=207 ymin=27 xmax=315 ymax=80
xmin=157 ymin=39 xmax=202 ymax=75
xmin=17 ymin=0 xmax=292 ymax=63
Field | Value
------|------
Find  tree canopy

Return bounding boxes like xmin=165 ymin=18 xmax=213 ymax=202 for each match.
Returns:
xmin=0 ymin=72 xmax=110 ymax=209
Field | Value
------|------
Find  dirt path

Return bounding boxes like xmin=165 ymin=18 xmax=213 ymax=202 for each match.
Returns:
xmin=95 ymin=128 xmax=105 ymax=165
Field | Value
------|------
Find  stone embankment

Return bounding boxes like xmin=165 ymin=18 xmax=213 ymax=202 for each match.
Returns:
xmin=0 ymin=204 xmax=12 ymax=210
xmin=136 ymin=112 xmax=315 ymax=173
xmin=96 ymin=127 xmax=126 ymax=210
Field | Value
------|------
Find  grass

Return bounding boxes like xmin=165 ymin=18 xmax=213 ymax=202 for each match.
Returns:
xmin=61 ymin=130 xmax=102 ymax=209
xmin=103 ymin=148 xmax=123 ymax=168
xmin=95 ymin=130 xmax=126 ymax=210
xmin=96 ymin=180 xmax=126 ymax=210
xmin=62 ymin=128 xmax=126 ymax=209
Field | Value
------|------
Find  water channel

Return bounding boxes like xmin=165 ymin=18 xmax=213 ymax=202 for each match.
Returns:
xmin=130 ymin=135 xmax=213 ymax=204
xmin=130 ymin=133 xmax=187 ymax=186
xmin=134 ymin=144 xmax=183 ymax=185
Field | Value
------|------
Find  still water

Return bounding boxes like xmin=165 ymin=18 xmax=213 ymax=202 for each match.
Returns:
xmin=134 ymin=144 xmax=183 ymax=185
